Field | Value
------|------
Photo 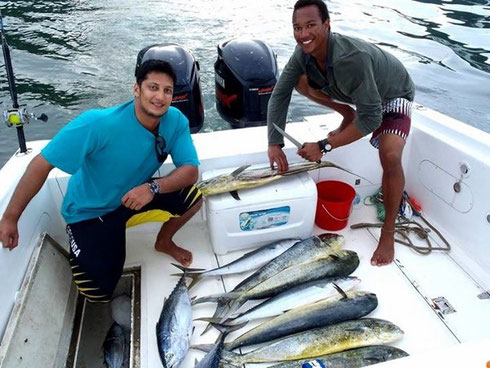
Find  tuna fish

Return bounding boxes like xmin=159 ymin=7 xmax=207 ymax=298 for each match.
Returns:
xmin=172 ymin=238 xmax=299 ymax=289
xmin=103 ymin=322 xmax=129 ymax=368
xmin=197 ymin=161 xmax=363 ymax=197
xmin=156 ymin=274 xmax=193 ymax=367
xmin=196 ymin=318 xmax=404 ymax=365
xmin=262 ymin=345 xmax=409 ymax=368
xmin=224 ymin=291 xmax=378 ymax=350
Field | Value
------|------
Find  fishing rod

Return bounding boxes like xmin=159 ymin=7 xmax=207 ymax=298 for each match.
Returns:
xmin=0 ymin=10 xmax=47 ymax=154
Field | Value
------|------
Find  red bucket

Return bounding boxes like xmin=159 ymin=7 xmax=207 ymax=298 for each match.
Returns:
xmin=315 ymin=181 xmax=356 ymax=231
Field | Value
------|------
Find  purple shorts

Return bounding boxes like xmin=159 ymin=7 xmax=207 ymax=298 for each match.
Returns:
xmin=370 ymin=98 xmax=412 ymax=149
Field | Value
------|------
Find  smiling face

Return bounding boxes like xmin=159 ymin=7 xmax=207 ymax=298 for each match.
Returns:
xmin=134 ymin=71 xmax=174 ymax=126
xmin=293 ymin=4 xmax=330 ymax=58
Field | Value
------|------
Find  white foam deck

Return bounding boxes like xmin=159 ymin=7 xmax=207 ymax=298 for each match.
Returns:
xmin=124 ymin=201 xmax=490 ymax=367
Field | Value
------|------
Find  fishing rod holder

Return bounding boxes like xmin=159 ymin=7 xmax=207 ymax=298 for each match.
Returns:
xmin=3 ymin=107 xmax=48 ymax=127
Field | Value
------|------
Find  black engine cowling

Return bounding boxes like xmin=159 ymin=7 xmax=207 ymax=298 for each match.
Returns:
xmin=214 ymin=39 xmax=278 ymax=129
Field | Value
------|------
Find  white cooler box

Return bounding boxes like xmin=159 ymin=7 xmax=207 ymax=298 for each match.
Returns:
xmin=203 ymin=167 xmax=317 ymax=255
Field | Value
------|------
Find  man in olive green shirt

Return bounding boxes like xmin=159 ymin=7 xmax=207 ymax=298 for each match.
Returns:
xmin=268 ymin=0 xmax=415 ymax=266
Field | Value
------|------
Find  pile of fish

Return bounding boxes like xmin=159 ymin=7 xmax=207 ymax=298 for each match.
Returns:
xmin=156 ymin=234 xmax=408 ymax=367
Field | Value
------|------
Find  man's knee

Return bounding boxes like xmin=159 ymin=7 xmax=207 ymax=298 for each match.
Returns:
xmin=380 ymin=149 xmax=403 ymax=171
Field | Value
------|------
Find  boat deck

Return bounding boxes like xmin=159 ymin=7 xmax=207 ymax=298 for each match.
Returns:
xmin=123 ymin=199 xmax=490 ymax=367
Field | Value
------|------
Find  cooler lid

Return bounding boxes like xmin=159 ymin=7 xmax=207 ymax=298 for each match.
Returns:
xmin=202 ymin=166 xmax=317 ymax=211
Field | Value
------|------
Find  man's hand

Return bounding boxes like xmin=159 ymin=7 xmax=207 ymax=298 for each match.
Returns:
xmin=298 ymin=142 xmax=323 ymax=162
xmin=122 ymin=184 xmax=154 ymax=211
xmin=268 ymin=145 xmax=289 ymax=173
xmin=0 ymin=216 xmax=19 ymax=250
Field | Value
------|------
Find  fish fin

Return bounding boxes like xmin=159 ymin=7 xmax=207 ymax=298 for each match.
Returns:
xmin=220 ymin=297 xmax=246 ymax=321
xmin=190 ymin=343 xmax=215 ymax=352
xmin=230 ymin=164 xmax=250 ymax=177
xmin=194 ymin=317 xmax=248 ymax=333
xmin=171 ymin=263 xmax=206 ymax=273
xmin=332 ymin=282 xmax=349 ymax=299
xmin=201 ymin=301 xmax=231 ymax=336
xmin=229 ymin=190 xmax=240 ymax=200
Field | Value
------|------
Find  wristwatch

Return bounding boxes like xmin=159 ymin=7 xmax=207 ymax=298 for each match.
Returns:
xmin=148 ymin=180 xmax=160 ymax=195
xmin=317 ymin=138 xmax=333 ymax=154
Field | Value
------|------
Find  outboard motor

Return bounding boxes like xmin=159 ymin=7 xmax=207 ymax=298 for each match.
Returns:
xmin=214 ymin=39 xmax=278 ymax=129
xmin=135 ymin=43 xmax=204 ymax=133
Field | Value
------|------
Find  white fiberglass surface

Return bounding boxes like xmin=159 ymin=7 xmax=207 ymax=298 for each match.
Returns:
xmin=123 ymin=202 xmax=489 ymax=367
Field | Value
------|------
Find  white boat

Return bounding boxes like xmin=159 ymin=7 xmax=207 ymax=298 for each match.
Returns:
xmin=0 ymin=104 xmax=489 ymax=367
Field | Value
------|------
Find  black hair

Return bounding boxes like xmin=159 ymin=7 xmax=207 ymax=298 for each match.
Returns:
xmin=135 ymin=59 xmax=176 ymax=85
xmin=293 ymin=0 xmax=329 ymax=22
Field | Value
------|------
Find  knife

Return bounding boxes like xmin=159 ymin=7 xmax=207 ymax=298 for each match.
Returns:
xmin=272 ymin=123 xmax=321 ymax=163
xmin=272 ymin=123 xmax=303 ymax=149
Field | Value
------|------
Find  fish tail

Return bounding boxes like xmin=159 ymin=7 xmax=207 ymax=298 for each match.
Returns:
xmin=195 ymin=317 xmax=248 ymax=331
xmin=191 ymin=345 xmax=243 ymax=366
xmin=171 ymin=263 xmax=205 ymax=273
xmin=201 ymin=301 xmax=231 ymax=336
xmin=220 ymin=296 xmax=246 ymax=320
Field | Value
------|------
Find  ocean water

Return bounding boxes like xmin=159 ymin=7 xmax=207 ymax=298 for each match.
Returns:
xmin=0 ymin=0 xmax=489 ymax=166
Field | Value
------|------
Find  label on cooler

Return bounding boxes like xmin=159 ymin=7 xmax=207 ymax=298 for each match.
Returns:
xmin=239 ymin=206 xmax=290 ymax=231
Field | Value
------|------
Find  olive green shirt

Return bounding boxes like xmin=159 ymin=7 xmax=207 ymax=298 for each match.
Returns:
xmin=267 ymin=32 xmax=415 ymax=145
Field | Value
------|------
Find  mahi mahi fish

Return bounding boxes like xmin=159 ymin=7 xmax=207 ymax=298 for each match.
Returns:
xmin=156 ymin=273 xmax=193 ymax=368
xmin=198 ymin=234 xmax=344 ymax=333
xmin=222 ymin=290 xmax=378 ymax=350
xmin=103 ymin=321 xmax=129 ymax=368
xmin=172 ymin=238 xmax=299 ymax=289
xmin=197 ymin=161 xmax=363 ymax=197
xmin=262 ymin=345 xmax=409 ymax=368
xmin=205 ymin=318 xmax=404 ymax=365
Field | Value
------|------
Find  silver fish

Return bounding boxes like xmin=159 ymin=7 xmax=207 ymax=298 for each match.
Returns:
xmin=156 ymin=273 xmax=193 ymax=368
xmin=221 ymin=276 xmax=361 ymax=325
xmin=103 ymin=322 xmax=129 ymax=368
xmin=172 ymin=238 xmax=299 ymax=289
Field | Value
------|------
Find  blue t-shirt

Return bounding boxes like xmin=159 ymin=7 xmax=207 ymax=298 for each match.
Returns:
xmin=42 ymin=101 xmax=200 ymax=224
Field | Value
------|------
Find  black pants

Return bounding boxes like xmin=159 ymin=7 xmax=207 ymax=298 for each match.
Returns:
xmin=66 ymin=184 xmax=201 ymax=302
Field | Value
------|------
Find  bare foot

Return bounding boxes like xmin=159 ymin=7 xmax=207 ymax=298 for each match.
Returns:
xmin=155 ymin=239 xmax=193 ymax=267
xmin=371 ymin=230 xmax=395 ymax=266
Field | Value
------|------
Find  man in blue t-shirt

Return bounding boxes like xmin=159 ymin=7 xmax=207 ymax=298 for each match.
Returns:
xmin=0 ymin=47 xmax=202 ymax=302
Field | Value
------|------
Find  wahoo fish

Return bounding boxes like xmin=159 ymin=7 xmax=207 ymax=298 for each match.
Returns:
xmin=266 ymin=345 xmax=409 ymax=368
xmin=223 ymin=291 xmax=378 ymax=350
xmin=103 ymin=322 xmax=129 ymax=368
xmin=199 ymin=318 xmax=404 ymax=365
xmin=193 ymin=250 xmax=360 ymax=307
xmin=156 ymin=273 xmax=193 ymax=368
xmin=198 ymin=234 xmax=344 ymax=333
xmin=172 ymin=238 xmax=299 ymax=289
xmin=224 ymin=276 xmax=361 ymax=325
xmin=197 ymin=161 xmax=360 ymax=197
